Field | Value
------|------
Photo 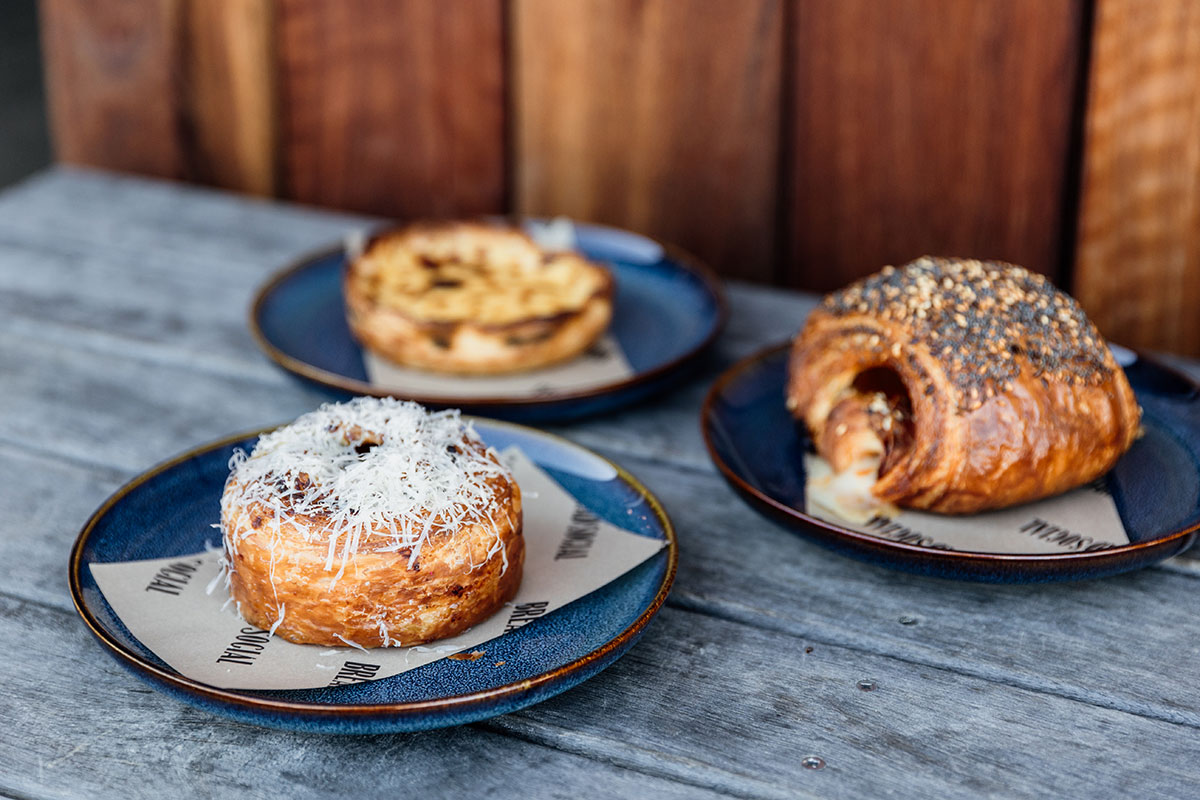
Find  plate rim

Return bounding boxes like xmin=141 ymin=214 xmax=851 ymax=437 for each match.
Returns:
xmin=701 ymin=339 xmax=1200 ymax=567
xmin=69 ymin=418 xmax=678 ymax=719
xmin=248 ymin=220 xmax=729 ymax=407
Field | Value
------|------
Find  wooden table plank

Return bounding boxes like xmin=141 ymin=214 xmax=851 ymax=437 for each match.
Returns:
xmin=494 ymin=606 xmax=1200 ymax=799
xmin=0 ymin=169 xmax=1193 ymax=522
xmin=0 ymin=172 xmax=1197 ymax=723
xmin=7 ymin=354 xmax=1200 ymax=735
xmin=0 ymin=222 xmax=807 ymax=394
xmin=0 ymin=233 xmax=281 ymax=374
xmin=0 ymin=329 xmax=323 ymax=473
xmin=0 ymin=168 xmax=374 ymax=268
xmin=2 ymin=338 xmax=1199 ymax=791
xmin=6 ymin=374 xmax=1200 ymax=739
xmin=622 ymin=457 xmax=1200 ymax=729
xmin=4 ymin=169 xmax=1200 ymax=798
xmin=0 ymin=169 xmax=811 ymax=472
xmin=0 ymin=445 xmax=124 ymax=611
xmin=4 ymin=577 xmax=1198 ymax=799
xmin=0 ymin=597 xmax=739 ymax=800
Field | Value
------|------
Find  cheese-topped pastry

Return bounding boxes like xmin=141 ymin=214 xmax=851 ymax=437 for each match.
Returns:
xmin=219 ymin=397 xmax=523 ymax=648
xmin=345 ymin=222 xmax=613 ymax=374
xmin=788 ymin=257 xmax=1141 ymax=516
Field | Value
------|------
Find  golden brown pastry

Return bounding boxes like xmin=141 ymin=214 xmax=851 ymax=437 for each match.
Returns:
xmin=787 ymin=257 xmax=1141 ymax=517
xmin=345 ymin=222 xmax=613 ymax=374
xmin=219 ymin=397 xmax=523 ymax=648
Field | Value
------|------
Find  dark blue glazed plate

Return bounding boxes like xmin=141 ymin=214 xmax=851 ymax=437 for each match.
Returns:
xmin=70 ymin=420 xmax=676 ymax=733
xmin=702 ymin=341 xmax=1200 ymax=583
xmin=250 ymin=221 xmax=727 ymax=422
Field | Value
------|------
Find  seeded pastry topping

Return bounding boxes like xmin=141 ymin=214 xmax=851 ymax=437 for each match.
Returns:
xmin=822 ymin=257 xmax=1112 ymax=409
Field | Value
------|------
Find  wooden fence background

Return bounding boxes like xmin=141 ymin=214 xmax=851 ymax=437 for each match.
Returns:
xmin=38 ymin=0 xmax=1200 ymax=355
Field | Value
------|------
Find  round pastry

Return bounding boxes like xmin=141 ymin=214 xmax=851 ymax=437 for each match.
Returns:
xmin=219 ymin=397 xmax=523 ymax=648
xmin=344 ymin=222 xmax=614 ymax=374
xmin=787 ymin=256 xmax=1141 ymax=517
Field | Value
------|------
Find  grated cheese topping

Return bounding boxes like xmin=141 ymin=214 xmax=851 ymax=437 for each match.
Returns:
xmin=219 ymin=398 xmax=514 ymax=588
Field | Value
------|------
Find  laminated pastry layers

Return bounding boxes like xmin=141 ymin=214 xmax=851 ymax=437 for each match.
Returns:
xmin=220 ymin=398 xmax=524 ymax=648
xmin=90 ymin=448 xmax=666 ymax=691
xmin=787 ymin=257 xmax=1141 ymax=516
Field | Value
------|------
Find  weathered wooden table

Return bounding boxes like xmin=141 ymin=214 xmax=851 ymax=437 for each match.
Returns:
xmin=3 ymin=169 xmax=1199 ymax=799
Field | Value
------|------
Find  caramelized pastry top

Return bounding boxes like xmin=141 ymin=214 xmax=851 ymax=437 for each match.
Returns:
xmin=821 ymin=257 xmax=1114 ymax=411
xmin=351 ymin=223 xmax=612 ymax=327
xmin=790 ymin=256 xmax=1141 ymax=514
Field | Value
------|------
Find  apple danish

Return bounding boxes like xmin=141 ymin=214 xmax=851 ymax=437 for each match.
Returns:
xmin=345 ymin=222 xmax=613 ymax=374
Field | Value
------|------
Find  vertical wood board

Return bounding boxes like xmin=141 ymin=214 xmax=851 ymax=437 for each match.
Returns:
xmin=275 ymin=0 xmax=507 ymax=219
xmin=785 ymin=0 xmax=1084 ymax=291
xmin=1074 ymin=0 xmax=1200 ymax=355
xmin=182 ymin=0 xmax=277 ymax=196
xmin=513 ymin=0 xmax=783 ymax=280
xmin=41 ymin=0 xmax=187 ymax=178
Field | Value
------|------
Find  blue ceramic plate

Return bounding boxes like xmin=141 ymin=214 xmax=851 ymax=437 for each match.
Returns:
xmin=250 ymin=221 xmax=727 ymax=422
xmin=70 ymin=420 xmax=676 ymax=733
xmin=702 ymin=341 xmax=1200 ymax=583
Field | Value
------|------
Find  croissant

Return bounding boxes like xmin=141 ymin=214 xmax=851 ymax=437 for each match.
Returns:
xmin=786 ymin=257 xmax=1141 ymax=517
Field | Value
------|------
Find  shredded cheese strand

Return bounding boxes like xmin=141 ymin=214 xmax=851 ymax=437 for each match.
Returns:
xmin=218 ymin=398 xmax=514 ymax=641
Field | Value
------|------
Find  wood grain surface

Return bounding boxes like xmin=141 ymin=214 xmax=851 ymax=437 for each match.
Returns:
xmin=45 ymin=0 xmax=1200 ymax=354
xmin=784 ymin=0 xmax=1085 ymax=291
xmin=182 ymin=0 xmax=277 ymax=195
xmin=60 ymin=0 xmax=1200 ymax=338
xmin=41 ymin=0 xmax=187 ymax=178
xmin=41 ymin=0 xmax=276 ymax=195
xmin=1074 ymin=0 xmax=1200 ymax=356
xmin=275 ymin=0 xmax=506 ymax=218
xmin=512 ymin=0 xmax=783 ymax=281
xmin=2 ymin=169 xmax=1200 ymax=798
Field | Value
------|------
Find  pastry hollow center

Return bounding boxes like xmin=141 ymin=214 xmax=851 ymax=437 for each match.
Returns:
xmin=808 ymin=368 xmax=913 ymax=523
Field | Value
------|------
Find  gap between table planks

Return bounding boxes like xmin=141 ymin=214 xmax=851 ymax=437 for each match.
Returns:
xmin=3 ymin=169 xmax=1200 ymax=797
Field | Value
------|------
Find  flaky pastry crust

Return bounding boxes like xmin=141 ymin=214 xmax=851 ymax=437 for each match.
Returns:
xmin=787 ymin=257 xmax=1141 ymax=514
xmin=345 ymin=222 xmax=613 ymax=374
xmin=221 ymin=402 xmax=524 ymax=648
xmin=223 ymin=477 xmax=522 ymax=648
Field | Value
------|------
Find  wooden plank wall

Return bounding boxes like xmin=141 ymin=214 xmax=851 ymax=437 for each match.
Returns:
xmin=513 ymin=0 xmax=783 ymax=283
xmin=36 ymin=0 xmax=1200 ymax=353
xmin=275 ymin=0 xmax=506 ymax=218
xmin=40 ymin=0 xmax=506 ymax=217
xmin=184 ymin=0 xmax=277 ymax=196
xmin=41 ymin=0 xmax=187 ymax=179
xmin=1074 ymin=0 xmax=1200 ymax=354
xmin=786 ymin=0 xmax=1084 ymax=291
